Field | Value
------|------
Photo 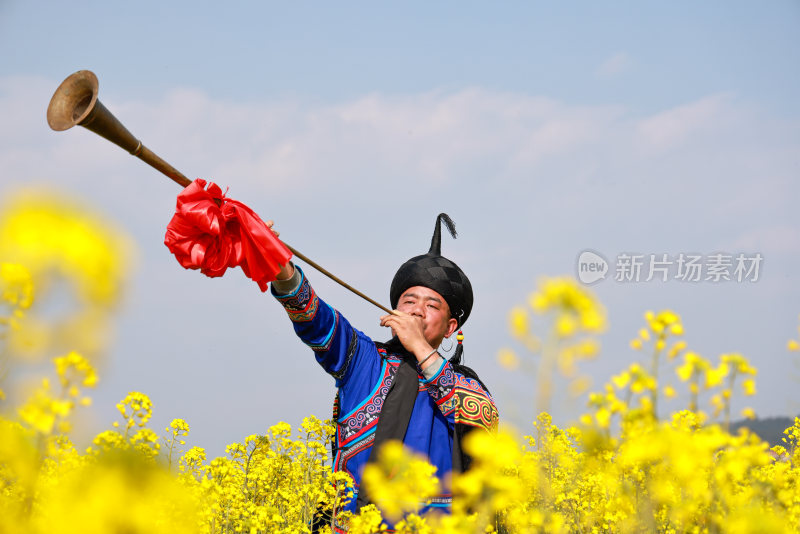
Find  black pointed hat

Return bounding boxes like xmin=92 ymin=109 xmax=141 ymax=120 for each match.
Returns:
xmin=390 ymin=213 xmax=473 ymax=328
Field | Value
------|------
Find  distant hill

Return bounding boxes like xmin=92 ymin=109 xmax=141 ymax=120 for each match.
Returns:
xmin=729 ymin=416 xmax=798 ymax=448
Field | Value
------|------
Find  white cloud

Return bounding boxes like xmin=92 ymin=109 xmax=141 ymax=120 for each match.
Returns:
xmin=107 ymin=86 xmax=627 ymax=194
xmin=635 ymin=93 xmax=734 ymax=152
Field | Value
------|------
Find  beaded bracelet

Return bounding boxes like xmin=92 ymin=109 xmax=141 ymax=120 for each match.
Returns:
xmin=417 ymin=349 xmax=439 ymax=370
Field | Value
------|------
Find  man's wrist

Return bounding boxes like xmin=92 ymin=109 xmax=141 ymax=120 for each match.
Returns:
xmin=411 ymin=343 xmax=435 ymax=363
xmin=275 ymin=261 xmax=295 ymax=281
xmin=417 ymin=349 xmax=439 ymax=370
xmin=271 ymin=263 xmax=301 ymax=295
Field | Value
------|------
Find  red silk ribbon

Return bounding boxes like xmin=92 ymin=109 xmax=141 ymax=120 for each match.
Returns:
xmin=164 ymin=179 xmax=293 ymax=292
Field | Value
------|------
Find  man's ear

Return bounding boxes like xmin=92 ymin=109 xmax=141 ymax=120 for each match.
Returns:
xmin=445 ymin=318 xmax=458 ymax=338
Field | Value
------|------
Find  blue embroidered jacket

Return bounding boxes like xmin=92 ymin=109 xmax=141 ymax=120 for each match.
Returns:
xmin=272 ymin=266 xmax=498 ymax=528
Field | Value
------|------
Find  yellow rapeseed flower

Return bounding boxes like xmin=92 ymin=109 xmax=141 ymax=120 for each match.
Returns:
xmin=497 ymin=348 xmax=519 ymax=370
xmin=705 ymin=365 xmax=727 ymax=388
xmin=509 ymin=306 xmax=529 ymax=338
xmin=0 ymin=263 xmax=34 ymax=304
xmin=741 ymin=408 xmax=756 ymax=420
xmin=0 ymin=190 xmax=136 ymax=360
xmin=0 ymin=190 xmax=134 ymax=305
xmin=668 ymin=340 xmax=687 ymax=360
xmin=611 ymin=371 xmax=631 ymax=390
xmin=348 ymin=504 xmax=387 ymax=533
xmin=529 ymin=277 xmax=607 ymax=333
xmin=0 ymin=262 xmax=34 ymax=339
xmin=788 ymin=315 xmax=800 ymax=352
xmin=721 ymin=353 xmax=757 ymax=376
xmin=361 ymin=441 xmax=440 ymax=522
xmin=54 ymin=351 xmax=98 ymax=389
xmin=6 ymin=257 xmax=800 ymax=533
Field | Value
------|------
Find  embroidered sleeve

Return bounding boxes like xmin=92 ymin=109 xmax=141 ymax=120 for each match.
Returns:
xmin=423 ymin=361 xmax=499 ymax=432
xmin=271 ymin=265 xmax=362 ymax=384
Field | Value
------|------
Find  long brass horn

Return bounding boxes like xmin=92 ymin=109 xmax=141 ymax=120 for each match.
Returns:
xmin=47 ymin=69 xmax=394 ymax=315
xmin=47 ymin=70 xmax=191 ymax=187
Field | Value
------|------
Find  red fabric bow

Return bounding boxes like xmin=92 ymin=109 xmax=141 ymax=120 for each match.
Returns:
xmin=164 ymin=179 xmax=293 ymax=292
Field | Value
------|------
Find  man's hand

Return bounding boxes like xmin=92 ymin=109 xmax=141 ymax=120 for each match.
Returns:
xmin=266 ymin=220 xmax=294 ymax=280
xmin=380 ymin=311 xmax=435 ymax=364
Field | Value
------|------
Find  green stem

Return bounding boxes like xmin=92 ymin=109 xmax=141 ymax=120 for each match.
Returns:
xmin=651 ymin=339 xmax=662 ymax=420
xmin=536 ymin=330 xmax=558 ymax=416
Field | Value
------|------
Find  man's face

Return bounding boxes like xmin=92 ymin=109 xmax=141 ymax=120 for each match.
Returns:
xmin=396 ymin=286 xmax=458 ymax=348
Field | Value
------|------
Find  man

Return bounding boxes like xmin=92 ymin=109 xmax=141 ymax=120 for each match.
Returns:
xmin=269 ymin=213 xmax=498 ymax=530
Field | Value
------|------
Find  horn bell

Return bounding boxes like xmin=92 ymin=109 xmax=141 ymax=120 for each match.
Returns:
xmin=47 ymin=69 xmax=143 ymax=156
xmin=46 ymin=70 xmax=100 ymax=131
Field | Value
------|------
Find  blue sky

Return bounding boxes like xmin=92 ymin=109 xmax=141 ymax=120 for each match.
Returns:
xmin=4 ymin=2 xmax=798 ymax=109
xmin=1 ymin=1 xmax=799 ymax=457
